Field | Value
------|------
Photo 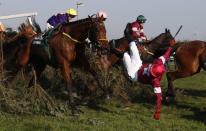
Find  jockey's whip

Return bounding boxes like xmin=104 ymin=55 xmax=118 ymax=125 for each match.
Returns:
xmin=174 ymin=25 xmax=183 ymax=38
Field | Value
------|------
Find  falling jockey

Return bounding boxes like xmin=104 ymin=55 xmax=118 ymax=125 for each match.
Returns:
xmin=123 ymin=33 xmax=175 ymax=120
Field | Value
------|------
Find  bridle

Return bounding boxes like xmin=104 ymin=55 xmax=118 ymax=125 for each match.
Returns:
xmin=87 ymin=21 xmax=109 ymax=54
xmin=141 ymin=33 xmax=174 ymax=57
xmin=61 ymin=17 xmax=109 ymax=55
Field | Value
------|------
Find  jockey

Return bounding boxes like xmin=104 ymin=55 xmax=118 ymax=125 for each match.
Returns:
xmin=130 ymin=15 xmax=147 ymax=43
xmin=123 ymin=39 xmax=175 ymax=120
xmin=112 ymin=15 xmax=147 ymax=56
xmin=96 ymin=11 xmax=107 ymax=21
xmin=46 ymin=8 xmax=77 ymax=30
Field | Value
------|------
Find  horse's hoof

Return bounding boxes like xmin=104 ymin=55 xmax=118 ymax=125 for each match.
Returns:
xmin=164 ymin=96 xmax=176 ymax=104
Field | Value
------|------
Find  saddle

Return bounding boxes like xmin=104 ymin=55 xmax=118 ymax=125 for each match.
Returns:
xmin=32 ymin=33 xmax=52 ymax=61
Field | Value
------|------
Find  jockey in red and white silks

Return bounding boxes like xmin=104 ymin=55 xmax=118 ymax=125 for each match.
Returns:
xmin=123 ymin=40 xmax=174 ymax=120
xmin=130 ymin=21 xmax=147 ymax=42
xmin=130 ymin=15 xmax=147 ymax=42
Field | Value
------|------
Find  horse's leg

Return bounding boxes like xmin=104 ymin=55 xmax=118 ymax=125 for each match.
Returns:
xmin=60 ymin=61 xmax=77 ymax=115
xmin=166 ymin=71 xmax=179 ymax=98
xmin=166 ymin=66 xmax=200 ymax=99
xmin=28 ymin=63 xmax=46 ymax=88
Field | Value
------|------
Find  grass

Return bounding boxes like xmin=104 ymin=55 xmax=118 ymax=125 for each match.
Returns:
xmin=0 ymin=72 xmax=206 ymax=131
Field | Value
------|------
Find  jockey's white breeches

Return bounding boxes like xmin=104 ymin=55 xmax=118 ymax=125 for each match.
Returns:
xmin=123 ymin=41 xmax=142 ymax=81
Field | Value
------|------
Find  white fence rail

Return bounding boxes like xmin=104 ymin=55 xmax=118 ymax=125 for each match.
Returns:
xmin=0 ymin=12 xmax=37 ymax=20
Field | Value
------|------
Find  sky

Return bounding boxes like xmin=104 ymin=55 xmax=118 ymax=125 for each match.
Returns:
xmin=0 ymin=0 xmax=206 ymax=41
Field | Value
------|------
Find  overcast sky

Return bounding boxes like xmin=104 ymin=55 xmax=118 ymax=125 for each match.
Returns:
xmin=0 ymin=0 xmax=206 ymax=40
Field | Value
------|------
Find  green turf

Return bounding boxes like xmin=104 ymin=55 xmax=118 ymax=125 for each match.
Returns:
xmin=0 ymin=72 xmax=205 ymax=131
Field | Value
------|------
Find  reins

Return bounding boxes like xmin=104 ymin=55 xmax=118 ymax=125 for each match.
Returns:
xmin=142 ymin=46 xmax=154 ymax=55
xmin=62 ymin=32 xmax=108 ymax=44
xmin=62 ymin=32 xmax=84 ymax=43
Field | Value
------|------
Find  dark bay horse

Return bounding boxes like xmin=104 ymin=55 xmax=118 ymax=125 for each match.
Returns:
xmin=100 ymin=29 xmax=175 ymax=70
xmin=23 ymin=16 xmax=108 ymax=114
xmin=166 ymin=40 xmax=206 ymax=98
xmin=0 ymin=23 xmax=37 ymax=81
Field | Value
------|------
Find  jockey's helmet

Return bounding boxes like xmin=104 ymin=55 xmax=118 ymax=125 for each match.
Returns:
xmin=66 ymin=8 xmax=77 ymax=16
xmin=150 ymin=64 xmax=165 ymax=77
xmin=136 ymin=15 xmax=147 ymax=23
xmin=97 ymin=11 xmax=107 ymax=20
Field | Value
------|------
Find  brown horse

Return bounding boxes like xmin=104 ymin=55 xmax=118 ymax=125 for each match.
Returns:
xmin=0 ymin=31 xmax=18 ymax=43
xmin=0 ymin=23 xmax=37 ymax=82
xmin=22 ymin=15 xmax=108 ymax=114
xmin=166 ymin=40 xmax=206 ymax=98
xmin=100 ymin=29 xmax=175 ymax=70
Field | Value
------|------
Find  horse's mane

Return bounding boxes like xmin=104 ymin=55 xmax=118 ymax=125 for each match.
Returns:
xmin=148 ymin=33 xmax=164 ymax=44
xmin=68 ymin=18 xmax=90 ymax=25
xmin=66 ymin=15 xmax=97 ymax=26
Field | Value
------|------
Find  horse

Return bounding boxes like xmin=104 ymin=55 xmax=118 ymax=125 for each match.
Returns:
xmin=0 ymin=23 xmax=37 ymax=82
xmin=99 ymin=29 xmax=175 ymax=70
xmin=21 ymin=15 xmax=108 ymax=115
xmin=0 ymin=30 xmax=18 ymax=43
xmin=166 ymin=40 xmax=206 ymax=98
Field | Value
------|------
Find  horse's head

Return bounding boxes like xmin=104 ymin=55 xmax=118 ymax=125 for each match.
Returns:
xmin=18 ymin=23 xmax=37 ymax=39
xmin=155 ymin=28 xmax=175 ymax=51
xmin=87 ymin=15 xmax=109 ymax=50
xmin=141 ymin=28 xmax=175 ymax=62
xmin=61 ymin=15 xmax=109 ymax=52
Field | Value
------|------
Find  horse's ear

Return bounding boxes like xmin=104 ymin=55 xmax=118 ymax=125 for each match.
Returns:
xmin=98 ymin=16 xmax=104 ymax=22
xmin=165 ymin=28 xmax=168 ymax=33
xmin=88 ymin=14 xmax=95 ymax=22
xmin=168 ymin=29 xmax=171 ymax=33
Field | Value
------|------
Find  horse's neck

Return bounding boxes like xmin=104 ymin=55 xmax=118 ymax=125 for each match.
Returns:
xmin=3 ymin=34 xmax=31 ymax=56
xmin=64 ymin=20 xmax=92 ymax=40
xmin=146 ymin=36 xmax=165 ymax=51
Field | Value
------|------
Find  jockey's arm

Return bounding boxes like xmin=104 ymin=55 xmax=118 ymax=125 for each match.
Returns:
xmin=159 ymin=47 xmax=172 ymax=63
xmin=131 ymin=26 xmax=141 ymax=40
xmin=140 ymin=27 xmax=147 ymax=40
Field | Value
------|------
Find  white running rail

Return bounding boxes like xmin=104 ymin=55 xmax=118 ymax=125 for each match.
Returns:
xmin=0 ymin=12 xmax=37 ymax=20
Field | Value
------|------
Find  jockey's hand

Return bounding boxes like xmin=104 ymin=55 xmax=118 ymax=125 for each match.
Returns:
xmin=169 ymin=39 xmax=176 ymax=46
xmin=46 ymin=23 xmax=54 ymax=30
xmin=138 ymin=39 xmax=145 ymax=44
